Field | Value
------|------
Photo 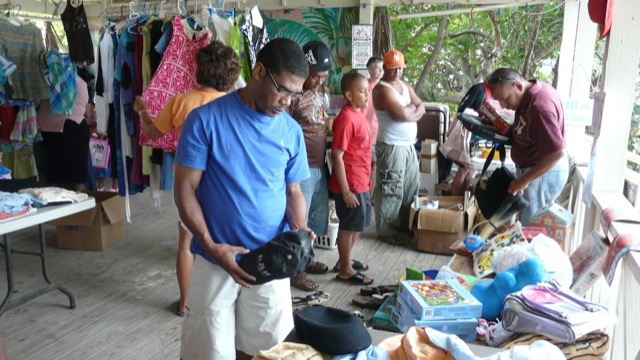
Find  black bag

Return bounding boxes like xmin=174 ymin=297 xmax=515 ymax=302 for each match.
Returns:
xmin=458 ymin=113 xmax=511 ymax=145
xmin=475 ymin=144 xmax=527 ymax=219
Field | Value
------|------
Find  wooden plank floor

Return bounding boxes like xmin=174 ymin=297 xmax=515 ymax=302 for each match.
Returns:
xmin=0 ymin=190 xmax=451 ymax=359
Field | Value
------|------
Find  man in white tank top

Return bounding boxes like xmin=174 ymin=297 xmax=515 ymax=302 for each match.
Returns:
xmin=371 ymin=50 xmax=425 ymax=245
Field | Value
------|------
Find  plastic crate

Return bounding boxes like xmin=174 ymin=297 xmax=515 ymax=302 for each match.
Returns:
xmin=315 ymin=222 xmax=338 ymax=249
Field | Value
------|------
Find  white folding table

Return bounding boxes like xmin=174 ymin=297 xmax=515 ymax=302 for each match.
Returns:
xmin=0 ymin=198 xmax=96 ymax=315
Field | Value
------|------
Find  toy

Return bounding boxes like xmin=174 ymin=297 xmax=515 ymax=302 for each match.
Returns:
xmin=470 ymin=257 xmax=548 ymax=320
xmin=463 ymin=234 xmax=485 ymax=252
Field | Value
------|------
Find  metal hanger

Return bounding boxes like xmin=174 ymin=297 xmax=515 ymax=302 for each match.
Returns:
xmin=13 ymin=4 xmax=22 ymax=17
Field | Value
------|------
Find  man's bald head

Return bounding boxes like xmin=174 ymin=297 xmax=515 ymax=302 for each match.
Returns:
xmin=487 ymin=68 xmax=526 ymax=85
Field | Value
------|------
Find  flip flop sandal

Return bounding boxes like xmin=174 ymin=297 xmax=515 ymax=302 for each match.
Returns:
xmin=335 ymin=271 xmax=374 ymax=285
xmin=292 ymin=290 xmax=330 ymax=306
xmin=171 ymin=301 xmax=189 ymax=317
xmin=291 ymin=273 xmax=319 ymax=291
xmin=305 ymin=260 xmax=329 ymax=274
xmin=352 ymin=294 xmax=387 ymax=310
xmin=360 ymin=284 xmax=398 ymax=296
xmin=332 ymin=259 xmax=370 ymax=272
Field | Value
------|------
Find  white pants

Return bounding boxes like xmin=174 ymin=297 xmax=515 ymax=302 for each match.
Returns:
xmin=179 ymin=255 xmax=293 ymax=360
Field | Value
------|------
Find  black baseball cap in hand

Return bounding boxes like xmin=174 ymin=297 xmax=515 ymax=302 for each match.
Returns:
xmin=238 ymin=230 xmax=315 ymax=285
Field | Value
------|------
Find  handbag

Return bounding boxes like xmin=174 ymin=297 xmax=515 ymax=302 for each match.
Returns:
xmin=502 ymin=282 xmax=614 ymax=343
xmin=89 ymin=137 xmax=110 ymax=169
xmin=475 ymin=144 xmax=518 ymax=219
xmin=439 ymin=118 xmax=471 ymax=167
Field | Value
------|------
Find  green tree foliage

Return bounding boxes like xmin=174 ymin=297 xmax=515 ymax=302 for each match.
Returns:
xmin=390 ymin=3 xmax=564 ymax=104
xmin=264 ymin=7 xmax=358 ymax=94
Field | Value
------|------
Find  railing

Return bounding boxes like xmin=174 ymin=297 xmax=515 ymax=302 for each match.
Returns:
xmin=569 ymin=166 xmax=640 ymax=360
xmin=624 ymin=151 xmax=640 ymax=209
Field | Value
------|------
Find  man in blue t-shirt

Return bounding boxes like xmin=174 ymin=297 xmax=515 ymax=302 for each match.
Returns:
xmin=175 ymin=38 xmax=311 ymax=360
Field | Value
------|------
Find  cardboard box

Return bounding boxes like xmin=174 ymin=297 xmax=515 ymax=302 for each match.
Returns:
xmin=370 ymin=295 xmax=402 ymax=333
xmin=51 ymin=191 xmax=127 ymax=251
xmin=478 ymin=101 xmax=511 ymax=136
xmin=529 ymin=203 xmax=574 ymax=253
xmin=421 ymin=139 xmax=438 ymax=155
xmin=418 ymin=173 xmax=437 ymax=196
xmin=420 ymin=139 xmax=439 ymax=174
xmin=398 ymin=279 xmax=482 ymax=320
xmin=409 ymin=196 xmax=477 ymax=254
xmin=420 ymin=156 xmax=438 ymax=175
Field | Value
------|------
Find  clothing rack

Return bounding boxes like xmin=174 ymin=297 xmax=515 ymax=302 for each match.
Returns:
xmin=1 ymin=2 xmax=62 ymax=23
xmin=0 ymin=3 xmax=20 ymax=14
xmin=103 ymin=0 xmax=239 ymax=18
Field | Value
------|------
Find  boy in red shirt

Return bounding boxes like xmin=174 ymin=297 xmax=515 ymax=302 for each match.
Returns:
xmin=329 ymin=73 xmax=374 ymax=285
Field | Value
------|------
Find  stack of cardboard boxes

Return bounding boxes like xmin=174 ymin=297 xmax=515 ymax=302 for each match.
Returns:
xmin=392 ymin=279 xmax=482 ymax=342
xmin=409 ymin=196 xmax=477 ymax=254
xmin=419 ymin=140 xmax=438 ymax=196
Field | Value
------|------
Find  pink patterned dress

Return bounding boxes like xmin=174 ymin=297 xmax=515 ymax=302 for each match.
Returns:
xmin=140 ymin=17 xmax=211 ymax=152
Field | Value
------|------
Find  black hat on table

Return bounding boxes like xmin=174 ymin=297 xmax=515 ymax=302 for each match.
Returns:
xmin=303 ymin=41 xmax=332 ymax=72
xmin=294 ymin=305 xmax=372 ymax=356
xmin=238 ymin=230 xmax=314 ymax=285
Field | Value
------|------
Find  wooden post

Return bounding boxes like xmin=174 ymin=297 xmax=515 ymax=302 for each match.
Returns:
xmin=592 ymin=0 xmax=640 ymax=193
xmin=557 ymin=0 xmax=598 ymax=165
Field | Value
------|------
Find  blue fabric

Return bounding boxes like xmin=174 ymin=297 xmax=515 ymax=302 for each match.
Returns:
xmin=517 ymin=154 xmax=569 ymax=226
xmin=154 ymin=24 xmax=173 ymax=55
xmin=0 ymin=191 xmax=32 ymax=214
xmin=115 ymin=30 xmax=135 ymax=136
xmin=44 ymin=50 xmax=77 ymax=115
xmin=160 ymin=151 xmax=175 ymax=191
xmin=333 ymin=345 xmax=391 ymax=360
xmin=176 ymin=91 xmax=309 ymax=264
xmin=299 ymin=165 xmax=328 ymax=235
xmin=93 ymin=153 xmax=111 ymax=179
xmin=0 ymin=164 xmax=11 ymax=178
xmin=0 ymin=53 xmax=17 ymax=85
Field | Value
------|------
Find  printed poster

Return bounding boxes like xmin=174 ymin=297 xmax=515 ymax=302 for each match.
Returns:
xmin=352 ymin=24 xmax=373 ymax=69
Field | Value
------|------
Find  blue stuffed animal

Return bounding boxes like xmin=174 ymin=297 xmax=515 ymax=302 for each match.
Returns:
xmin=471 ymin=257 xmax=548 ymax=320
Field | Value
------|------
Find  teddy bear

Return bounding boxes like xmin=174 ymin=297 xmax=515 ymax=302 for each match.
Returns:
xmin=470 ymin=257 xmax=548 ymax=320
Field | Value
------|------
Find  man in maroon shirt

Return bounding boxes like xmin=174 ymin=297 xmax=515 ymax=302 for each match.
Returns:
xmin=486 ymin=68 xmax=569 ymax=225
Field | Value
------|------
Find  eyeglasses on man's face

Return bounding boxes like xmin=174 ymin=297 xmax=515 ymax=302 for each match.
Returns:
xmin=266 ymin=67 xmax=304 ymax=100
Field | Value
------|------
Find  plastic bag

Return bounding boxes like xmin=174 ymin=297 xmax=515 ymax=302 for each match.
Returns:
xmin=491 ymin=234 xmax=573 ymax=288
xmin=89 ymin=137 xmax=110 ymax=169
xmin=527 ymin=235 xmax=573 ymax=288
xmin=439 ymin=118 xmax=471 ymax=167
xmin=492 ymin=246 xmax=532 ymax=274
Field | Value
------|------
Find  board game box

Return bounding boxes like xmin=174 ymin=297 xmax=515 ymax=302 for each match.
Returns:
xmin=570 ymin=231 xmax=608 ymax=295
xmin=398 ymin=279 xmax=482 ymax=320
xmin=370 ymin=295 xmax=401 ymax=333
xmin=393 ymin=296 xmax=478 ymax=342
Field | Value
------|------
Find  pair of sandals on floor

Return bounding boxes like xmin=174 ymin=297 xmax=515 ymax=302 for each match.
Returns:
xmin=291 ymin=259 xmax=373 ymax=291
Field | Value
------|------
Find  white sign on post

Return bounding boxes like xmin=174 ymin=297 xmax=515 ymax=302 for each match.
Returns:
xmin=351 ymin=25 xmax=373 ymax=69
xmin=563 ymin=97 xmax=594 ymax=125
xmin=583 ymin=92 xmax=606 ymax=205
